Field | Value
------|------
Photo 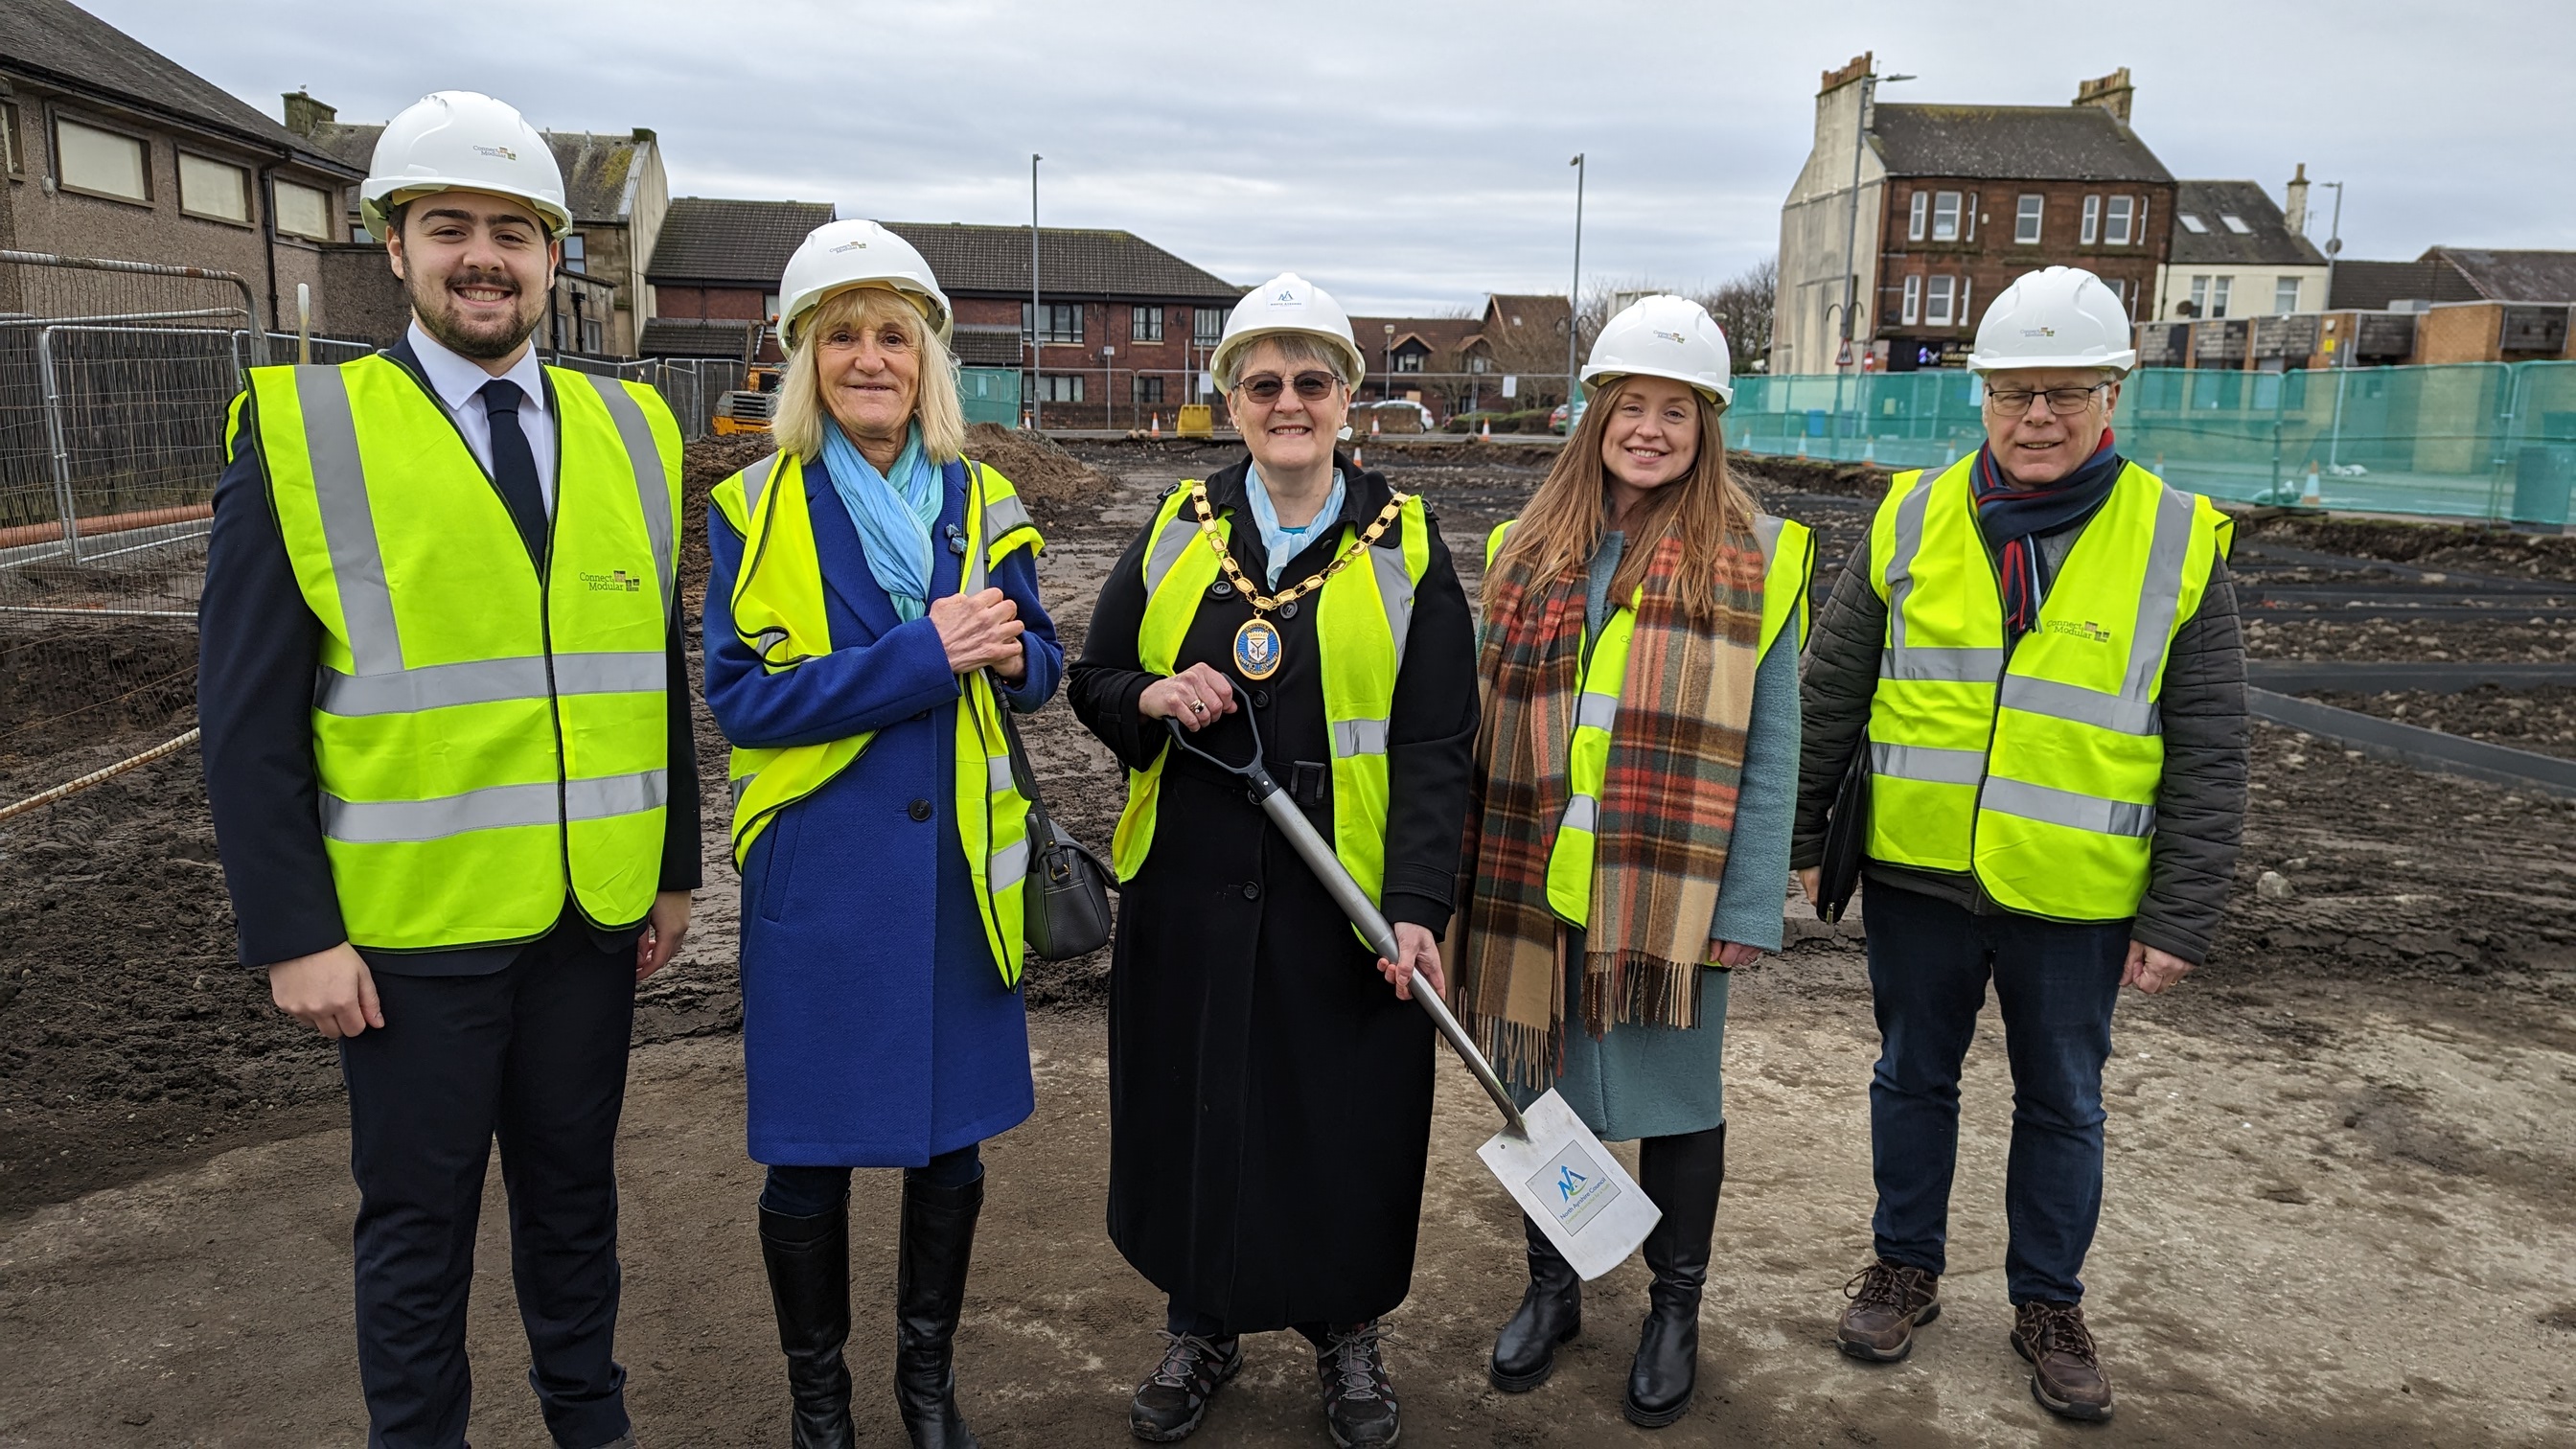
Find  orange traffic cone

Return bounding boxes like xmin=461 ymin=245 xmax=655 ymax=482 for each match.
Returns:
xmin=1370 ymin=416 xmax=1382 ymax=435
xmin=1480 ymin=419 xmax=1491 ymax=439
xmin=1151 ymin=412 xmax=1162 ymax=438
xmin=1353 ymin=447 xmax=1366 ymax=470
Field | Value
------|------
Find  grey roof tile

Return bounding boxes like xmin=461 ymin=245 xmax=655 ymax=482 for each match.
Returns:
xmin=2434 ymin=247 xmax=2576 ymax=305
xmin=1874 ymin=104 xmax=2173 ymax=183
xmin=307 ymin=123 xmax=653 ymax=223
xmin=647 ymin=197 xmax=837 ymax=286
xmin=2168 ymin=180 xmax=2326 ymax=266
xmin=883 ymin=222 xmax=1239 ymax=301
xmin=637 ymin=316 xmax=763 ymax=359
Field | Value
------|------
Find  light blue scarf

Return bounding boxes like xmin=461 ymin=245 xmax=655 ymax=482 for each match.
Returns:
xmin=1243 ymin=463 xmax=1346 ymax=587
xmin=820 ymin=423 xmax=943 ymax=623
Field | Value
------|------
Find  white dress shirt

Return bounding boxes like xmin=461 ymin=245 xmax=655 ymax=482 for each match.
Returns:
xmin=405 ymin=320 xmax=557 ymax=509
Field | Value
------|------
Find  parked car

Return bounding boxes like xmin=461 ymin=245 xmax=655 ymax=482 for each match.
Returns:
xmin=1549 ymin=398 xmax=1587 ymax=434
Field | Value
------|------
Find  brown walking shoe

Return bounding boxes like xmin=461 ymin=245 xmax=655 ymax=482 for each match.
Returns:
xmin=1836 ymin=1258 xmax=1941 ymax=1363
xmin=2012 ymin=1300 xmax=2114 ymax=1421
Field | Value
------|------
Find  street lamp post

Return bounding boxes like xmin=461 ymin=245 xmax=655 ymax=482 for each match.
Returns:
xmin=2319 ymin=179 xmax=2351 ymax=468
xmin=1020 ymin=157 xmax=1030 ymax=430
xmin=1383 ymin=322 xmax=1395 ymax=408
xmin=1567 ymin=153 xmax=1585 ymax=409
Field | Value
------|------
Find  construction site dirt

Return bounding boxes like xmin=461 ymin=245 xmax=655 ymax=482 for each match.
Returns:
xmin=3 ymin=442 xmax=2572 ymax=1446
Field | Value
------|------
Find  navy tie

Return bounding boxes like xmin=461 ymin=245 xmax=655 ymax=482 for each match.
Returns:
xmin=477 ymin=379 xmax=550 ymax=564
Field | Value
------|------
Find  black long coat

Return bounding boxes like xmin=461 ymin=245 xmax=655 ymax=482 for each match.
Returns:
xmin=1068 ymin=456 xmax=1478 ymax=1331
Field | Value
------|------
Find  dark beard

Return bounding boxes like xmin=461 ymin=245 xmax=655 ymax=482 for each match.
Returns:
xmin=407 ymin=268 xmax=542 ymax=361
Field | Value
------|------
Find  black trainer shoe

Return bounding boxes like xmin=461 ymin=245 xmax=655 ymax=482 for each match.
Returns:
xmin=1130 ymin=1331 xmax=1242 ymax=1442
xmin=1314 ymin=1321 xmax=1401 ymax=1449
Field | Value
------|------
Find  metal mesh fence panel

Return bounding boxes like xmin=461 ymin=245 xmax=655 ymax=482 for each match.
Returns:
xmin=1728 ymin=362 xmax=2576 ymax=526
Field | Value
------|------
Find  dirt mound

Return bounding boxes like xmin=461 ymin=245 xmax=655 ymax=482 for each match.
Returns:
xmin=961 ymin=424 xmax=1118 ymax=520
xmin=678 ymin=434 xmax=776 ymax=605
xmin=1728 ymin=451 xmax=1894 ymax=500
xmin=2240 ymin=513 xmax=2576 ymax=583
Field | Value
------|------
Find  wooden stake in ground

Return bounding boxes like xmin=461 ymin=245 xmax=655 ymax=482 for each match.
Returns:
xmin=0 ymin=729 xmax=200 ymax=824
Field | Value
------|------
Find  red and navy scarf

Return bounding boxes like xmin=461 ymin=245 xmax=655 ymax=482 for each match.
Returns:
xmin=1971 ymin=429 xmax=2124 ymax=636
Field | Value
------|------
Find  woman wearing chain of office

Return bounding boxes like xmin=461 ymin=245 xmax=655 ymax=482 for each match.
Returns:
xmin=1067 ymin=274 xmax=1477 ymax=1449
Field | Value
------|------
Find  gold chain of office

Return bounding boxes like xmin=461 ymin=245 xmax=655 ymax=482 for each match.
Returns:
xmin=1187 ymin=480 xmax=1406 ymax=613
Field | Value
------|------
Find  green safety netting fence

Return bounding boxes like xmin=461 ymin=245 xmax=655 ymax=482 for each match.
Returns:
xmin=1727 ymin=361 xmax=2576 ymax=526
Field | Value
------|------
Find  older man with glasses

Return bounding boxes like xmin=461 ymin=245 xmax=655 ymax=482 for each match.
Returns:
xmin=1791 ymin=266 xmax=2246 ymax=1422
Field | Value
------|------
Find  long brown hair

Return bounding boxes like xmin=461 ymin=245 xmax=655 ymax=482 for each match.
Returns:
xmin=1488 ymin=376 xmax=1759 ymax=623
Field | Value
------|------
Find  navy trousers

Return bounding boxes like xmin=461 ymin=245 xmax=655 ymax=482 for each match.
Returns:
xmin=1862 ymin=884 xmax=2128 ymax=1306
xmin=337 ymin=918 xmax=636 ymax=1449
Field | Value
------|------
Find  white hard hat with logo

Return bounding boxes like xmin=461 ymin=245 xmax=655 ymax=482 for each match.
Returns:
xmin=1582 ymin=293 xmax=1735 ymax=408
xmin=1212 ymin=273 xmax=1366 ymax=389
xmin=360 ymin=91 xmax=570 ymax=242
xmin=777 ymin=219 xmax=953 ymax=347
xmin=1966 ymin=265 xmax=2139 ymax=375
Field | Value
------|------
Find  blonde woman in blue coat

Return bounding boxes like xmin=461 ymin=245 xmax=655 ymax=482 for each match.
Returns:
xmin=702 ymin=220 xmax=1060 ymax=1449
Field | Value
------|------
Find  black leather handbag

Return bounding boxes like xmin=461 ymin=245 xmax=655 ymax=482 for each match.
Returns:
xmin=1815 ymin=731 xmax=1871 ymax=925
xmin=998 ymin=702 xmax=1116 ymax=961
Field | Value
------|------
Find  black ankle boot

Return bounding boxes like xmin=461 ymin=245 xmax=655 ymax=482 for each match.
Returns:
xmin=895 ymin=1171 xmax=984 ymax=1449
xmin=1624 ymin=1123 xmax=1725 ymax=1428
xmin=1488 ymin=1212 xmax=1581 ymax=1392
xmin=759 ymin=1200 xmax=856 ymax=1449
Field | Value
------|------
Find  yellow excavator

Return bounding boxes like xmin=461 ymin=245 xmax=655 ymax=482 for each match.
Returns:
xmin=711 ymin=365 xmax=786 ymax=436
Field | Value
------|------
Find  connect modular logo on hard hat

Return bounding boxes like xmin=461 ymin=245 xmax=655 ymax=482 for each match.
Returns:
xmin=831 ymin=241 xmax=870 ymax=254
xmin=1651 ymin=329 xmax=1688 ymax=346
xmin=1268 ymin=286 xmax=1300 ymax=308
xmin=2023 ymin=326 xmax=2058 ymax=339
xmin=472 ymin=144 xmax=518 ymax=162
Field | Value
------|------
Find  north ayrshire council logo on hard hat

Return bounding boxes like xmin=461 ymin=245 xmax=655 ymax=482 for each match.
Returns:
xmin=473 ymin=145 xmax=518 ymax=162
xmin=1268 ymin=286 xmax=1300 ymax=307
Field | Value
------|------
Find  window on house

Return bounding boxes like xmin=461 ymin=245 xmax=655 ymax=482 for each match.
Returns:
xmin=178 ymin=153 xmax=249 ymax=223
xmin=763 ymin=292 xmax=781 ymax=322
xmin=2274 ymin=276 xmax=2302 ymax=314
xmin=57 ymin=118 xmax=150 ymax=202
xmin=1932 ymin=191 xmax=1962 ymax=242
xmin=2014 ymin=195 xmax=2043 ymax=244
xmin=1035 ymin=374 xmax=1085 ymax=402
xmin=1023 ymin=303 xmax=1084 ymax=344
xmin=1908 ymin=192 xmax=1928 ymax=242
xmin=582 ymin=316 xmax=604 ymax=354
xmin=2210 ymin=276 xmax=2232 ymax=319
xmin=274 ymin=179 xmax=335 ymax=240
xmin=2188 ymin=275 xmax=2210 ymax=316
xmin=1134 ymin=375 xmax=1165 ymax=405
xmin=2081 ymin=196 xmax=2102 ymax=245
xmin=1960 ymin=276 xmax=1973 ymax=324
xmin=2179 ymin=213 xmax=2208 ymax=234
xmin=1393 ymin=350 xmax=1423 ymax=373
xmin=2220 ymin=214 xmax=2251 ymax=235
xmin=1131 ymin=305 xmax=1164 ymax=342
xmin=1902 ymin=275 xmax=1922 ymax=325
xmin=3 ymin=103 xmax=24 ymax=174
xmin=1925 ymin=275 xmax=1957 ymax=327
xmin=562 ymin=233 xmax=586 ymax=272
xmin=1468 ymin=353 xmax=1491 ymax=374
xmin=1193 ymin=307 xmax=1226 ymax=346
xmin=2105 ymin=196 xmax=2135 ymax=245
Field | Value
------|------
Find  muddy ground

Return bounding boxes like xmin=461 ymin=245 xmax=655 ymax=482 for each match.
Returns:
xmin=3 ymin=443 xmax=2573 ymax=1445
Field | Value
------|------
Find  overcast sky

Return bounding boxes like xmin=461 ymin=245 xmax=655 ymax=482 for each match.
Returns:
xmin=80 ymin=0 xmax=2569 ymax=314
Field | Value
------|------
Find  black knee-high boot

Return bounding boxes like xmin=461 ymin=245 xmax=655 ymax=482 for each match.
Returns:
xmin=1488 ymin=1211 xmax=1582 ymax=1392
xmin=895 ymin=1170 xmax=984 ymax=1449
xmin=1625 ymin=1123 xmax=1726 ymax=1428
xmin=760 ymin=1199 xmax=857 ymax=1449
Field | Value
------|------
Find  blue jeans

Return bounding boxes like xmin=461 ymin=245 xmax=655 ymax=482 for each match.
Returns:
xmin=760 ymin=1143 xmax=983 ymax=1218
xmin=1863 ymin=883 xmax=2128 ymax=1306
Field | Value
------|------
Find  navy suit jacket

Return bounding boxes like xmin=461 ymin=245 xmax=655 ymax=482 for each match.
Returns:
xmin=197 ymin=339 xmax=702 ymax=974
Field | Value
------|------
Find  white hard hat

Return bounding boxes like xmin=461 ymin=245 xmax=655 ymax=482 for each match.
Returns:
xmin=360 ymin=91 xmax=570 ymax=242
xmin=1211 ymin=273 xmax=1366 ymax=389
xmin=1967 ymin=265 xmax=2139 ymax=375
xmin=1582 ymin=293 xmax=1735 ymax=408
xmin=777 ymin=219 xmax=953 ymax=348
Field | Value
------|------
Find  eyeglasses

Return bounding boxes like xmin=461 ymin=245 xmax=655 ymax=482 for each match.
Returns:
xmin=1984 ymin=383 xmax=2109 ymax=416
xmin=1237 ymin=371 xmax=1340 ymax=403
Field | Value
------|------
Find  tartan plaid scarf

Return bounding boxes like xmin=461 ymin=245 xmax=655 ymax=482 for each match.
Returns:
xmin=1453 ymin=529 xmax=1765 ymax=1090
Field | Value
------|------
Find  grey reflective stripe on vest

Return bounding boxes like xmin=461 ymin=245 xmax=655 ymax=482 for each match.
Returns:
xmin=321 ymin=768 xmax=668 ymax=844
xmin=1331 ymin=717 xmax=1390 ymax=758
xmin=1882 ymin=477 xmax=1930 ymax=663
xmin=1886 ymin=645 xmax=2006 ymax=680
xmin=990 ymin=836 xmax=1030 ymax=893
xmin=315 ymin=650 xmax=662 ymax=716
xmin=2126 ymin=487 xmax=2197 ymax=700
xmin=730 ymin=772 xmax=754 ymax=805
xmin=983 ymin=487 xmax=1036 ymax=545
xmin=743 ymin=451 xmax=786 ymax=517
xmin=581 ymin=374 xmax=676 ymax=606
xmin=1980 ymin=777 xmax=2154 ymax=838
xmin=1369 ymin=533 xmax=1417 ymax=672
xmin=299 ymin=365 xmax=404 ymax=674
xmin=1575 ymin=690 xmax=1619 ymax=732
xmin=1142 ymin=503 xmax=1199 ymax=594
xmin=1999 ymin=676 xmax=2161 ymax=735
xmin=1871 ymin=741 xmax=1988 ymax=786
xmin=1754 ymin=511 xmax=1784 ymax=557
xmin=1560 ymin=793 xmax=1598 ymax=834
xmin=987 ymin=754 xmax=1015 ymax=794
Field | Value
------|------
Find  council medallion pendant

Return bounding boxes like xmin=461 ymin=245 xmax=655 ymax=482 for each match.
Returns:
xmin=1233 ymin=616 xmax=1283 ymax=680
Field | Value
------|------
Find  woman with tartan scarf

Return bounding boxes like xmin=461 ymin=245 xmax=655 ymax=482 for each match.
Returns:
xmin=1454 ymin=295 xmax=1809 ymax=1428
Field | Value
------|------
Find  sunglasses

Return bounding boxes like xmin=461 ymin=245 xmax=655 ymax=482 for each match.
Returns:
xmin=1237 ymin=371 xmax=1340 ymax=403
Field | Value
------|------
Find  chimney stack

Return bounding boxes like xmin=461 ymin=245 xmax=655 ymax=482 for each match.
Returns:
xmin=2283 ymin=163 xmax=2311 ymax=236
xmin=1819 ymin=52 xmax=1874 ymax=97
xmin=2072 ymin=67 xmax=2135 ymax=125
xmin=282 ymin=89 xmax=336 ymax=138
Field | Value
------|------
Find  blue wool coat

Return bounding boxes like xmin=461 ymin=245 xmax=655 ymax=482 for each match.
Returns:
xmin=703 ymin=454 xmax=1062 ymax=1166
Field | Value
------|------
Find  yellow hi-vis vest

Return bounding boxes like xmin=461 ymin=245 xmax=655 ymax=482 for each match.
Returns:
xmin=1864 ymin=454 xmax=2231 ymax=920
xmin=1484 ymin=514 xmax=1815 ymax=930
xmin=710 ymin=452 xmax=1044 ymax=986
xmin=243 ymin=356 xmax=680 ymax=952
xmin=1111 ymin=481 xmax=1433 ymax=907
